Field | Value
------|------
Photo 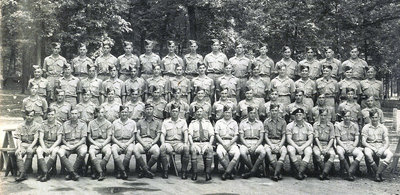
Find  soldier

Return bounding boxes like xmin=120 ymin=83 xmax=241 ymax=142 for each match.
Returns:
xmin=212 ymin=88 xmax=237 ymax=122
xmin=237 ymin=87 xmax=263 ymax=120
xmin=36 ymin=108 xmax=62 ymax=182
xmin=159 ymin=104 xmax=190 ymax=179
xmin=188 ymin=106 xmax=214 ymax=181
xmin=361 ymin=96 xmax=384 ymax=125
xmin=204 ymin=39 xmax=229 ymax=83
xmin=57 ymin=109 xmax=88 ymax=181
xmin=50 ymin=89 xmax=72 ymax=123
xmin=335 ymin=111 xmax=365 ymax=181
xmin=214 ymin=106 xmax=241 ymax=180
xmin=342 ymin=46 xmax=368 ymax=80
xmin=190 ymin=88 xmax=212 ymax=120
xmin=275 ymin=46 xmax=298 ymax=80
xmin=319 ymin=47 xmax=341 ymax=80
xmin=22 ymin=83 xmax=48 ymax=123
xmin=270 ymin=64 xmax=296 ymax=110
xmin=338 ymin=66 xmax=361 ymax=102
xmin=169 ymin=65 xmax=191 ymax=103
xmin=101 ymin=89 xmax=122 ymax=123
xmin=118 ymin=41 xmax=140 ymax=81
xmin=125 ymin=89 xmax=145 ymax=122
xmin=111 ymin=106 xmax=136 ymax=179
xmin=80 ymin=65 xmax=103 ymax=105
xmin=146 ymin=65 xmax=169 ymax=101
xmin=95 ymin=39 xmax=118 ymax=81
xmin=14 ymin=111 xmax=41 ymax=182
xmin=230 ymin=43 xmax=251 ymax=99
xmin=123 ymin=66 xmax=147 ymax=103
xmin=286 ymin=108 xmax=314 ymax=180
xmin=298 ymin=47 xmax=321 ymax=80
xmin=338 ymin=88 xmax=361 ymax=125
xmin=361 ymin=109 xmax=393 ymax=182
xmin=254 ymin=43 xmax=274 ymax=87
xmin=264 ymin=104 xmax=287 ymax=181
xmin=134 ymin=104 xmax=161 ymax=178
xmin=295 ymin=65 xmax=317 ymax=109
xmin=101 ymin=66 xmax=124 ymax=104
xmin=139 ymin=40 xmax=161 ymax=81
xmin=239 ymin=107 xmax=266 ymax=179
xmin=216 ymin=64 xmax=239 ymax=103
xmin=72 ymin=43 xmax=93 ymax=80
xmin=183 ymin=40 xmax=203 ymax=80
xmin=56 ymin=64 xmax=81 ymax=107
xmin=161 ymin=41 xmax=184 ymax=80
xmin=146 ymin=86 xmax=167 ymax=120
xmin=43 ymin=42 xmax=68 ymax=97
xmin=360 ymin=66 xmax=383 ymax=108
xmin=247 ymin=64 xmax=269 ymax=104
xmin=28 ymin=65 xmax=50 ymax=100
xmin=311 ymin=94 xmax=336 ymax=123
xmin=165 ymin=88 xmax=190 ymax=121
xmin=312 ymin=108 xmax=336 ymax=180
xmin=316 ymin=65 xmax=338 ymax=109
xmin=191 ymin=62 xmax=215 ymax=103
xmin=285 ymin=89 xmax=312 ymax=122
xmin=87 ymin=107 xmax=113 ymax=181
xmin=260 ymin=90 xmax=285 ymax=120
xmin=75 ymin=89 xmax=96 ymax=124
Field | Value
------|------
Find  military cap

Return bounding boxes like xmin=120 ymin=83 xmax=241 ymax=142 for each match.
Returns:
xmin=62 ymin=63 xmax=71 ymax=70
xmin=51 ymin=42 xmax=61 ymax=48
xmin=247 ymin=106 xmax=255 ymax=113
xmin=281 ymin=46 xmax=291 ymax=53
xmin=47 ymin=107 xmax=56 ymax=114
xmin=79 ymin=43 xmax=87 ymax=49
xmin=343 ymin=66 xmax=352 ymax=72
xmin=170 ymin=103 xmax=180 ymax=111
xmin=322 ymin=64 xmax=333 ymax=70
xmin=223 ymin=105 xmax=232 ymax=112
xmin=145 ymin=103 xmax=153 ymax=109
xmin=211 ymin=39 xmax=220 ymax=45
xmin=168 ymin=41 xmax=176 ymax=47
xmin=124 ymin=41 xmax=133 ymax=47
xmin=299 ymin=65 xmax=309 ymax=71
xmin=291 ymin=108 xmax=305 ymax=115
xmin=119 ymin=105 xmax=129 ymax=112
xmin=189 ymin=40 xmax=197 ymax=47
xmin=345 ymin=88 xmax=355 ymax=93
xmin=55 ymin=89 xmax=65 ymax=96
xmin=81 ymin=88 xmax=91 ymax=95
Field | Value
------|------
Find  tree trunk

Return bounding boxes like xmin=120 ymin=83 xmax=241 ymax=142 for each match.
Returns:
xmin=187 ymin=5 xmax=197 ymax=40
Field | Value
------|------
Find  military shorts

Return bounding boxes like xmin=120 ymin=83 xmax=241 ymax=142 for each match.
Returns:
xmin=163 ymin=141 xmax=186 ymax=154
xmin=239 ymin=139 xmax=265 ymax=155
xmin=89 ymin=143 xmax=112 ymax=153
xmin=135 ymin=138 xmax=159 ymax=154
xmin=112 ymin=142 xmax=135 ymax=154
xmin=335 ymin=141 xmax=362 ymax=155
xmin=264 ymin=139 xmax=285 ymax=154
xmin=216 ymin=140 xmax=239 ymax=157
xmin=60 ymin=144 xmax=87 ymax=156
xmin=191 ymin=142 xmax=213 ymax=155
xmin=16 ymin=143 xmax=37 ymax=156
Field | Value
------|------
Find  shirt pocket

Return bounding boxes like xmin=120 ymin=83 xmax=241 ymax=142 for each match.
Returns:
xmin=91 ymin=127 xmax=100 ymax=139
xmin=64 ymin=129 xmax=72 ymax=140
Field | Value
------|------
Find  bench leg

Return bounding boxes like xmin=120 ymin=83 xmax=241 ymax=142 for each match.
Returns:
xmin=170 ymin=154 xmax=179 ymax=176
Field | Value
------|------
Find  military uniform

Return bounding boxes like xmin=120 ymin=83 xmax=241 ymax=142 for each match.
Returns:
xmin=147 ymin=76 xmax=169 ymax=99
xmin=28 ymin=77 xmax=51 ymax=99
xmin=118 ymin=54 xmax=140 ymax=81
xmin=124 ymin=77 xmax=147 ymax=101
xmin=338 ymin=101 xmax=361 ymax=124
xmin=183 ymin=53 xmax=203 ymax=79
xmin=230 ymin=56 xmax=251 ymax=90
xmin=189 ymin=101 xmax=212 ymax=119
xmin=270 ymin=76 xmax=295 ymax=109
xmin=125 ymin=100 xmax=145 ymax=121
xmin=169 ymin=76 xmax=191 ymax=103
xmin=75 ymin=101 xmax=96 ymax=124
xmin=57 ymin=76 xmax=81 ymax=107
xmin=275 ymin=59 xmax=297 ymax=80
xmin=146 ymin=97 xmax=167 ymax=120
xmin=192 ymin=75 xmax=214 ymax=103
xmin=43 ymin=55 xmax=68 ymax=93
xmin=316 ymin=77 xmax=338 ymax=108
xmin=22 ymin=96 xmax=48 ymax=123
xmin=165 ymin=100 xmax=190 ymax=120
xmin=298 ymin=59 xmax=321 ymax=80
xmin=95 ymin=54 xmax=118 ymax=80
xmin=342 ymin=58 xmax=368 ymax=80
xmin=212 ymin=99 xmax=237 ymax=121
xmin=254 ymin=55 xmax=274 ymax=85
xmin=295 ymin=78 xmax=316 ymax=109
xmin=72 ymin=56 xmax=93 ymax=79
xmin=50 ymin=101 xmax=72 ymax=123
xmin=161 ymin=54 xmax=184 ymax=79
xmin=260 ymin=101 xmax=285 ymax=119
xmin=237 ymin=99 xmax=263 ymax=120
xmin=338 ymin=79 xmax=361 ymax=99
xmin=286 ymin=102 xmax=311 ymax=122
xmin=80 ymin=77 xmax=103 ymax=105
xmin=204 ymin=52 xmax=229 ymax=82
xmin=361 ymin=107 xmax=384 ymax=125
xmin=311 ymin=105 xmax=335 ymax=123
xmin=101 ymin=100 xmax=121 ymax=123
xmin=360 ymin=79 xmax=383 ymax=108
xmin=312 ymin=121 xmax=336 ymax=179
xmin=319 ymin=58 xmax=341 ymax=79
xmin=102 ymin=78 xmax=124 ymax=104
xmin=247 ymin=77 xmax=268 ymax=104
xmin=112 ymin=118 xmax=137 ymax=176
xmin=139 ymin=53 xmax=161 ymax=80
xmin=264 ymin=117 xmax=287 ymax=181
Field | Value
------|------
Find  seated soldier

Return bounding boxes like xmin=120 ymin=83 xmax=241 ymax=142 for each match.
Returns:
xmin=14 ymin=111 xmax=41 ymax=182
xmin=101 ymin=89 xmax=122 ymax=123
xmin=335 ymin=111 xmax=365 ymax=181
xmin=188 ymin=106 xmax=214 ymax=181
xmin=36 ymin=108 xmax=62 ymax=182
xmin=57 ymin=109 xmax=88 ymax=181
xmin=111 ymin=106 xmax=136 ymax=180
xmin=22 ymin=83 xmax=48 ymax=124
xmin=75 ymin=89 xmax=96 ymax=124
xmin=264 ymin=104 xmax=287 ymax=181
xmin=286 ymin=108 xmax=314 ymax=180
xmin=240 ymin=107 xmax=266 ymax=179
xmin=160 ymin=104 xmax=190 ymax=179
xmin=87 ymin=107 xmax=113 ymax=181
xmin=214 ymin=106 xmax=241 ymax=180
xmin=361 ymin=96 xmax=384 ymax=126
xmin=134 ymin=104 xmax=161 ymax=178
xmin=312 ymin=108 xmax=336 ymax=180
xmin=362 ymin=109 xmax=393 ymax=182
xmin=50 ymin=89 xmax=72 ymax=123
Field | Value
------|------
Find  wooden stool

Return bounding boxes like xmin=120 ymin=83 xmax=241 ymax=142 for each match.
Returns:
xmin=0 ymin=128 xmax=17 ymax=176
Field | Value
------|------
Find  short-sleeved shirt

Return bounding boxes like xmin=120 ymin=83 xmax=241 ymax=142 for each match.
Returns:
xmin=338 ymin=79 xmax=361 ymax=96
xmin=88 ymin=119 xmax=113 ymax=140
xmin=75 ymin=102 xmax=96 ymax=123
xmin=254 ymin=56 xmax=274 ymax=77
xmin=239 ymin=119 xmax=264 ymax=139
xmin=169 ymin=76 xmax=191 ymax=95
xmin=334 ymin=121 xmax=359 ymax=141
xmin=139 ymin=53 xmax=161 ymax=74
xmin=72 ymin=56 xmax=93 ymax=75
xmin=286 ymin=121 xmax=313 ymax=142
xmin=165 ymin=100 xmax=190 ymax=119
xmin=217 ymin=75 xmax=238 ymax=96
xmin=204 ymin=52 xmax=229 ymax=73
xmin=50 ymin=102 xmax=71 ymax=122
xmin=275 ymin=58 xmax=297 ymax=79
xmin=188 ymin=119 xmax=214 ymax=142
xmin=113 ymin=118 xmax=137 ymax=140
xmin=230 ymin=56 xmax=251 ymax=78
xmin=57 ymin=76 xmax=80 ymax=97
xmin=261 ymin=101 xmax=285 ymax=119
xmin=62 ymin=120 xmax=88 ymax=142
xmin=43 ymin=55 xmax=68 ymax=76
xmin=313 ymin=122 xmax=335 ymax=142
xmin=137 ymin=118 xmax=162 ymax=139
xmin=192 ymin=76 xmax=214 ymax=95
xmin=270 ymin=76 xmax=295 ymax=96
xmin=212 ymin=100 xmax=237 ymax=120
xmin=124 ymin=77 xmax=147 ymax=97
xmin=295 ymin=78 xmax=316 ymax=97
xmin=298 ymin=59 xmax=321 ymax=80
xmin=118 ymin=54 xmax=140 ymax=72
xmin=22 ymin=96 xmax=48 ymax=116
xmin=101 ymin=101 xmax=121 ymax=123
xmin=338 ymin=101 xmax=361 ymax=122
xmin=342 ymin=58 xmax=368 ymax=80
xmin=190 ymin=101 xmax=212 ymax=119
xmin=147 ymin=76 xmax=168 ymax=94
xmin=125 ymin=101 xmax=145 ymax=121
xmin=146 ymin=98 xmax=167 ymax=119
xmin=102 ymin=78 xmax=124 ymax=98
xmin=361 ymin=123 xmax=388 ymax=143
xmin=162 ymin=54 xmax=184 ymax=75
xmin=360 ymin=79 xmax=383 ymax=99
xmin=40 ymin=120 xmax=63 ymax=144
xmin=247 ymin=77 xmax=268 ymax=97
xmin=264 ymin=117 xmax=286 ymax=140
xmin=238 ymin=99 xmax=262 ymax=119
xmin=311 ymin=105 xmax=335 ymax=122
xmin=95 ymin=54 xmax=118 ymax=75
xmin=319 ymin=58 xmax=341 ymax=78
xmin=214 ymin=119 xmax=239 ymax=140
xmin=161 ymin=118 xmax=188 ymax=142
xmin=361 ymin=107 xmax=384 ymax=124
xmin=80 ymin=77 xmax=103 ymax=97
xmin=184 ymin=53 xmax=203 ymax=74
xmin=15 ymin=122 xmax=41 ymax=143
xmin=28 ymin=78 xmax=50 ymax=97
xmin=316 ymin=77 xmax=338 ymax=97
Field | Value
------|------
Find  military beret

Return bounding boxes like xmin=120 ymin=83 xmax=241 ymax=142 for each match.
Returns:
xmin=223 ymin=105 xmax=232 ymax=112
xmin=281 ymin=46 xmax=291 ymax=53
xmin=366 ymin=96 xmax=375 ymax=101
xmin=211 ymin=39 xmax=220 ymax=45
xmin=291 ymin=108 xmax=305 ymax=115
xmin=170 ymin=103 xmax=180 ymax=111
xmin=235 ymin=42 xmax=243 ymax=48
xmin=368 ymin=108 xmax=379 ymax=118
xmin=196 ymin=87 xmax=205 ymax=93
xmin=197 ymin=62 xmax=206 ymax=68
xmin=244 ymin=86 xmax=252 ymax=92
xmin=259 ymin=42 xmax=268 ymax=50
xmin=32 ymin=65 xmax=42 ymax=71
xmin=247 ymin=106 xmax=255 ymax=113
xmin=270 ymin=104 xmax=279 ymax=110
xmin=119 ymin=105 xmax=129 ymax=112
xmin=193 ymin=106 xmax=204 ymax=113
xmin=55 ymin=89 xmax=65 ymax=95
xmin=25 ymin=110 xmax=35 ymax=116
xmin=130 ymin=88 xmax=139 ymax=95
xmin=318 ymin=107 xmax=329 ymax=115
xmin=81 ymin=88 xmax=91 ymax=95
xmin=94 ymin=107 xmax=101 ymax=115
xmin=106 ymin=88 xmax=113 ymax=95
xmin=145 ymin=103 xmax=153 ymax=109
xmin=251 ymin=63 xmax=259 ymax=71
xmin=108 ymin=65 xmax=117 ymax=71
xmin=276 ymin=63 xmax=286 ymax=70
xmin=343 ymin=66 xmax=352 ymax=72
xmin=87 ymin=64 xmax=96 ymax=71
xmin=366 ymin=66 xmax=375 ymax=72
xmin=295 ymin=89 xmax=304 ymax=95
xmin=171 ymin=88 xmax=181 ymax=94
xmin=79 ymin=43 xmax=87 ymax=49
xmin=305 ymin=46 xmax=315 ymax=53
xmin=323 ymin=46 xmax=333 ymax=52
xmin=168 ymin=41 xmax=176 ymax=47
xmin=318 ymin=93 xmax=326 ymax=98
xmin=322 ymin=64 xmax=333 ymax=70
xmin=189 ymin=40 xmax=197 ymax=47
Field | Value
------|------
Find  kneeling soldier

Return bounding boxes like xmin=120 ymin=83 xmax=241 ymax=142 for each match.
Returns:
xmin=240 ymin=107 xmax=266 ymax=179
xmin=188 ymin=106 xmax=214 ymax=181
xmin=57 ymin=109 xmax=88 ymax=181
xmin=36 ymin=108 xmax=62 ymax=182
xmin=88 ymin=107 xmax=113 ymax=181
xmin=362 ymin=109 xmax=393 ymax=182
xmin=15 ymin=111 xmax=41 ymax=182
xmin=335 ymin=111 xmax=364 ymax=181
xmin=286 ymin=108 xmax=314 ymax=180
xmin=160 ymin=104 xmax=190 ymax=179
xmin=264 ymin=104 xmax=287 ymax=181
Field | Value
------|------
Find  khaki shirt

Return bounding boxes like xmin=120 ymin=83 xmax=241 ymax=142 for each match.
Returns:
xmin=212 ymin=100 xmax=237 ymax=120
xmin=214 ymin=119 xmax=239 ymax=140
xmin=254 ymin=56 xmax=274 ymax=77
xmin=286 ymin=121 xmax=313 ymax=142
xmin=40 ymin=120 xmax=63 ymax=143
xmin=319 ymin=58 xmax=341 ymax=78
xmin=88 ymin=119 xmax=113 ymax=141
xmin=43 ymin=55 xmax=68 ymax=76
xmin=118 ymin=54 xmax=140 ymax=72
xmin=15 ymin=122 xmax=41 ymax=143
xmin=192 ymin=76 xmax=214 ymax=95
xmin=72 ymin=56 xmax=93 ymax=75
xmin=184 ymin=54 xmax=203 ymax=74
xmin=338 ymin=101 xmax=361 ymax=122
xmin=22 ymin=96 xmax=48 ymax=116
xmin=57 ymin=76 xmax=80 ymax=97
xmin=338 ymin=79 xmax=361 ymax=96
xmin=147 ymin=76 xmax=168 ymax=94
xmin=342 ymin=58 xmax=368 ymax=80
xmin=238 ymin=99 xmax=262 ymax=119
xmin=62 ymin=120 xmax=87 ymax=143
xmin=165 ymin=100 xmax=190 ymax=119
xmin=28 ymin=78 xmax=50 ymax=97
xmin=261 ymin=101 xmax=284 ymax=119
xmin=125 ymin=101 xmax=145 ymax=121
xmin=189 ymin=119 xmax=214 ymax=142
xmin=50 ymin=102 xmax=71 ymax=123
xmin=316 ymin=77 xmax=338 ymax=97
xmin=275 ymin=58 xmax=297 ymax=79
xmin=80 ymin=77 xmax=103 ymax=97
xmin=311 ymin=105 xmax=335 ymax=123
xmin=146 ymin=98 xmax=167 ymax=119
xmin=189 ymin=101 xmax=212 ymax=119
xmin=113 ymin=118 xmax=137 ymax=140
xmin=95 ymin=54 xmax=118 ymax=74
xmin=217 ymin=75 xmax=239 ymax=97
xmin=239 ymin=119 xmax=264 ymax=139
xmin=295 ymin=78 xmax=316 ymax=97
xmin=361 ymin=123 xmax=388 ymax=143
xmin=334 ymin=121 xmax=359 ymax=141
xmin=230 ymin=56 xmax=251 ymax=78
xmin=204 ymin=52 xmax=229 ymax=73
xmin=270 ymin=76 xmax=295 ymax=96
xmin=264 ymin=117 xmax=286 ymax=140
xmin=313 ymin=122 xmax=335 ymax=142
xmin=247 ymin=77 xmax=268 ymax=97
xmin=139 ymin=53 xmax=161 ymax=74
xmin=298 ymin=59 xmax=321 ymax=80
xmin=361 ymin=107 xmax=384 ymax=124
xmin=124 ymin=77 xmax=147 ymax=97
xmin=101 ymin=101 xmax=121 ymax=123
xmin=75 ymin=102 xmax=96 ymax=123
xmin=162 ymin=54 xmax=184 ymax=75
xmin=360 ymin=79 xmax=383 ymax=99
xmin=137 ymin=118 xmax=162 ymax=139
xmin=161 ymin=118 xmax=188 ymax=142
xmin=102 ymin=78 xmax=124 ymax=98
xmin=169 ymin=76 xmax=191 ymax=95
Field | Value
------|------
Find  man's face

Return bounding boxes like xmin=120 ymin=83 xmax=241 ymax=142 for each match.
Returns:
xmin=71 ymin=110 xmax=79 ymax=120
xmin=145 ymin=45 xmax=153 ymax=53
xmin=79 ymin=47 xmax=87 ymax=56
xmin=110 ymin=68 xmax=117 ymax=78
xmin=120 ymin=109 xmax=129 ymax=119
xmin=107 ymin=91 xmax=115 ymax=101
xmin=245 ymin=90 xmax=253 ymax=99
xmin=88 ymin=68 xmax=96 ymax=78
xmin=131 ymin=91 xmax=139 ymax=101
xmin=145 ymin=107 xmax=154 ymax=117
xmin=366 ymin=98 xmax=374 ymax=107
xmin=325 ymin=49 xmax=334 ymax=58
xmin=318 ymin=96 xmax=326 ymax=105
xmin=47 ymin=111 xmax=55 ymax=121
xmin=52 ymin=46 xmax=60 ymax=55
xmin=343 ymin=112 xmax=351 ymax=122
xmin=350 ymin=48 xmax=359 ymax=58
xmin=198 ymin=65 xmax=206 ymax=74
xmin=174 ymin=90 xmax=182 ymax=100
xmin=270 ymin=91 xmax=278 ymax=100
xmin=197 ymin=90 xmax=205 ymax=100
xmin=171 ymin=108 xmax=179 ymax=119
xmin=223 ymin=110 xmax=232 ymax=120
xmin=224 ymin=65 xmax=233 ymax=74
xmin=259 ymin=47 xmax=267 ymax=55
xmin=176 ymin=66 xmax=183 ymax=76
xmin=195 ymin=109 xmax=204 ymax=119
xmin=236 ymin=45 xmax=244 ymax=55
xmin=283 ymin=49 xmax=291 ymax=58
xmin=168 ymin=44 xmax=176 ymax=53
xmin=371 ymin=113 xmax=379 ymax=124
xmin=248 ymin=109 xmax=256 ymax=120
xmin=322 ymin=68 xmax=331 ymax=77
xmin=295 ymin=112 xmax=304 ymax=121
xmin=83 ymin=92 xmax=91 ymax=102
xmin=367 ymin=69 xmax=375 ymax=79
xmin=295 ymin=92 xmax=303 ymax=103
xmin=344 ymin=69 xmax=353 ymax=79
xmin=57 ymin=93 xmax=65 ymax=102
xmin=124 ymin=45 xmax=133 ymax=54
xmin=34 ymin=69 xmax=42 ymax=78
xmin=26 ymin=112 xmax=35 ymax=122
xmin=278 ymin=66 xmax=286 ymax=76
xmin=347 ymin=91 xmax=355 ymax=100
xmin=30 ymin=85 xmax=38 ymax=95
xmin=154 ymin=66 xmax=161 ymax=75
xmin=190 ymin=44 xmax=198 ymax=52
xmin=152 ymin=90 xmax=161 ymax=99
xmin=270 ymin=107 xmax=278 ymax=118
xmin=320 ymin=111 xmax=328 ymax=121
xmin=253 ymin=67 xmax=260 ymax=76
xmin=103 ymin=45 xmax=111 ymax=54
xmin=301 ymin=68 xmax=309 ymax=78
xmin=306 ymin=49 xmax=314 ymax=58
xmin=97 ymin=109 xmax=105 ymax=118
xmin=220 ymin=90 xmax=228 ymax=100
xmin=130 ymin=68 xmax=138 ymax=78
xmin=64 ymin=67 xmax=72 ymax=76
xmin=212 ymin=43 xmax=220 ymax=52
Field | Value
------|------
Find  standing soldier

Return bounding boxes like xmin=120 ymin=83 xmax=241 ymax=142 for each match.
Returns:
xmin=204 ymin=39 xmax=229 ymax=84
xmin=212 ymin=88 xmax=237 ymax=122
xmin=183 ymin=40 xmax=203 ymax=80
xmin=295 ymin=65 xmax=317 ymax=110
xmin=134 ymin=104 xmax=161 ymax=178
xmin=216 ymin=64 xmax=239 ymax=103
xmin=146 ymin=65 xmax=169 ymax=101
xmin=338 ymin=66 xmax=361 ymax=102
xmin=316 ymin=65 xmax=338 ymax=109
xmin=161 ymin=41 xmax=184 ymax=80
xmin=118 ymin=41 xmax=140 ymax=81
xmin=342 ymin=46 xmax=368 ymax=81
xmin=125 ymin=89 xmax=145 ymax=122
xmin=298 ymin=47 xmax=321 ymax=80
xmin=101 ymin=89 xmax=122 ymax=123
xmin=247 ymin=64 xmax=269 ymax=104
xmin=239 ymin=107 xmax=266 ymax=179
xmin=361 ymin=96 xmax=384 ymax=125
xmin=159 ymin=104 xmax=190 ymax=179
xmin=75 ymin=89 xmax=96 ymax=124
xmin=230 ymin=43 xmax=251 ymax=99
xmin=275 ymin=46 xmax=297 ymax=80
xmin=188 ymin=106 xmax=215 ymax=181
xmin=57 ymin=109 xmax=88 ymax=181
xmin=43 ymin=42 xmax=68 ymax=100
xmin=22 ymin=83 xmax=48 ymax=123
xmin=360 ymin=66 xmax=383 ymax=108
xmin=50 ymin=89 xmax=72 ymax=123
xmin=14 ymin=111 xmax=41 ymax=182
xmin=95 ymin=39 xmax=118 ymax=81
xmin=335 ymin=111 xmax=365 ymax=181
xmin=286 ymin=108 xmax=314 ymax=180
xmin=260 ymin=90 xmax=285 ymax=120
xmin=102 ymin=66 xmax=124 ymax=104
xmin=361 ymin=109 xmax=393 ymax=182
xmin=237 ymin=87 xmax=263 ymax=120
xmin=264 ymin=104 xmax=287 ymax=181
xmin=123 ymin=66 xmax=147 ymax=103
xmin=311 ymin=94 xmax=336 ymax=123
xmin=338 ymin=88 xmax=362 ymax=125
xmin=28 ymin=65 xmax=50 ymax=100
xmin=146 ymin=86 xmax=167 ymax=120
xmin=87 ymin=107 xmax=113 ymax=181
xmin=191 ymin=63 xmax=215 ymax=103
xmin=72 ymin=43 xmax=93 ymax=80
xmin=319 ymin=47 xmax=341 ymax=80
xmin=80 ymin=65 xmax=103 ymax=105
xmin=111 ymin=106 xmax=136 ymax=180
xmin=254 ymin=43 xmax=274 ymax=87
xmin=270 ymin=64 xmax=296 ymax=111
xmin=189 ymin=88 xmax=212 ymax=120
xmin=56 ymin=64 xmax=81 ymax=107
xmin=169 ymin=65 xmax=191 ymax=103
xmin=165 ymin=88 xmax=190 ymax=121
xmin=139 ymin=40 xmax=161 ymax=81
xmin=36 ymin=108 xmax=62 ymax=182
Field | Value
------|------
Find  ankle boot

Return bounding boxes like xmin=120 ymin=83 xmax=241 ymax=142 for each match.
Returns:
xmin=272 ymin=161 xmax=284 ymax=181
xmin=375 ymin=162 xmax=388 ymax=182
xmin=38 ymin=158 xmax=49 ymax=182
xmin=320 ymin=161 xmax=333 ymax=180
xmin=191 ymin=159 xmax=198 ymax=181
xmin=347 ymin=160 xmax=360 ymax=181
xmin=137 ymin=157 xmax=154 ymax=178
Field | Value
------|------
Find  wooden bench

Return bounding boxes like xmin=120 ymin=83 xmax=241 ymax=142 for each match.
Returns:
xmin=0 ymin=128 xmax=18 ymax=176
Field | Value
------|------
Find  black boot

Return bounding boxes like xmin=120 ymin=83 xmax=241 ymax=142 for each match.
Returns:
xmin=38 ymin=158 xmax=49 ymax=182
xmin=161 ymin=155 xmax=169 ymax=179
xmin=60 ymin=156 xmax=79 ymax=181
xmin=15 ymin=157 xmax=29 ymax=182
xmin=320 ymin=161 xmax=333 ymax=180
xmin=181 ymin=154 xmax=189 ymax=179
xmin=375 ymin=162 xmax=388 ymax=182
xmin=224 ymin=159 xmax=237 ymax=180
xmin=46 ymin=158 xmax=56 ymax=177
xmin=272 ymin=161 xmax=284 ymax=181
xmin=297 ymin=161 xmax=307 ymax=180
xmin=369 ymin=161 xmax=378 ymax=176
xmin=137 ymin=156 xmax=154 ymax=178
xmin=73 ymin=155 xmax=85 ymax=175
xmin=340 ymin=159 xmax=350 ymax=177
xmin=347 ymin=160 xmax=360 ymax=181
xmin=205 ymin=157 xmax=212 ymax=181
xmin=93 ymin=159 xmax=105 ymax=181
xmin=191 ymin=158 xmax=198 ymax=181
